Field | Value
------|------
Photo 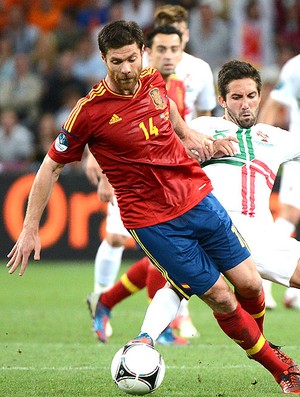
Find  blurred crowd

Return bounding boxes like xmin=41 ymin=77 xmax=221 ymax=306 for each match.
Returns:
xmin=0 ymin=0 xmax=299 ymax=173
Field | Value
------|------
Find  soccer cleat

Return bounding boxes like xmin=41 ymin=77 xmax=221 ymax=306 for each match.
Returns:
xmin=269 ymin=342 xmax=299 ymax=370
xmin=283 ymin=288 xmax=300 ymax=310
xmin=86 ymin=292 xmax=113 ymax=338
xmin=280 ymin=366 xmax=300 ymax=394
xmin=93 ymin=301 xmax=111 ymax=343
xmin=157 ymin=326 xmax=190 ymax=345
xmin=130 ymin=332 xmax=154 ymax=347
xmin=86 ymin=291 xmax=100 ymax=319
xmin=170 ymin=315 xmax=200 ymax=338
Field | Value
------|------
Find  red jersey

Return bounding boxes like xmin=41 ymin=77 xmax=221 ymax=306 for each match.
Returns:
xmin=48 ymin=68 xmax=212 ymax=228
xmin=167 ymin=74 xmax=187 ymax=120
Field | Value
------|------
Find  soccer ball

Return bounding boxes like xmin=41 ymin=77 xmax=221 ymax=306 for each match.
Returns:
xmin=111 ymin=342 xmax=165 ymax=395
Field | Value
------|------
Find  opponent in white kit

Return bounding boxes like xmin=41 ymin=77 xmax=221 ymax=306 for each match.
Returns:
xmin=259 ymin=53 xmax=300 ymax=307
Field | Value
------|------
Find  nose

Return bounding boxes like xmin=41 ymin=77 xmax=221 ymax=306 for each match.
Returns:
xmin=242 ymin=98 xmax=250 ymax=110
xmin=120 ymin=61 xmax=131 ymax=75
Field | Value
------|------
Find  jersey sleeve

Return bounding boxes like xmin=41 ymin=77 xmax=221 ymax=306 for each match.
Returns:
xmin=48 ymin=103 xmax=90 ymax=164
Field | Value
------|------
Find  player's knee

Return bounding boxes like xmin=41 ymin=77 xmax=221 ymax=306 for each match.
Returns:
xmin=106 ymin=233 xmax=127 ymax=247
xmin=201 ymin=279 xmax=237 ymax=313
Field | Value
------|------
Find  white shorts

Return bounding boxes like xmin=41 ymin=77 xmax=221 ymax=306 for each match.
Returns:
xmin=230 ymin=212 xmax=300 ymax=287
xmin=105 ymin=196 xmax=130 ymax=237
xmin=279 ymin=161 xmax=300 ymax=209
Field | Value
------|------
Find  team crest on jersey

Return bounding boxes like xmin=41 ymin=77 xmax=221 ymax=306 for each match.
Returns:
xmin=256 ymin=130 xmax=269 ymax=142
xmin=149 ymin=88 xmax=166 ymax=110
xmin=55 ymin=133 xmax=69 ymax=152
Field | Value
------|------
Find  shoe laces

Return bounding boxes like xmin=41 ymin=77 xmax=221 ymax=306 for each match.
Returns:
xmin=281 ymin=366 xmax=300 ymax=390
xmin=269 ymin=342 xmax=299 ymax=368
xmin=131 ymin=332 xmax=154 ymax=347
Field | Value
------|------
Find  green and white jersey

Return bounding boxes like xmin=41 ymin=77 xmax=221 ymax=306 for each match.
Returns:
xmin=189 ymin=116 xmax=300 ymax=219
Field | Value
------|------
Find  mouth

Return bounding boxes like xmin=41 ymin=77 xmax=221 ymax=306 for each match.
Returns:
xmin=241 ymin=112 xmax=251 ymax=118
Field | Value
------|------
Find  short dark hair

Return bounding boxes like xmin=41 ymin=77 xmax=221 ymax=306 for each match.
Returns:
xmin=218 ymin=60 xmax=262 ymax=99
xmin=146 ymin=25 xmax=182 ymax=49
xmin=97 ymin=20 xmax=144 ymax=57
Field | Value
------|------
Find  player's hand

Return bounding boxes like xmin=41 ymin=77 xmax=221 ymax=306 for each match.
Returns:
xmin=181 ymin=129 xmax=215 ymax=162
xmin=85 ymin=151 xmax=101 ymax=186
xmin=212 ymin=136 xmax=239 ymax=158
xmin=6 ymin=229 xmax=41 ymax=276
xmin=97 ymin=176 xmax=114 ymax=204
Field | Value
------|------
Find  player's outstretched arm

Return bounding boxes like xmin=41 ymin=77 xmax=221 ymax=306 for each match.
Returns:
xmin=6 ymin=155 xmax=64 ymax=276
xmin=169 ymin=99 xmax=214 ymax=161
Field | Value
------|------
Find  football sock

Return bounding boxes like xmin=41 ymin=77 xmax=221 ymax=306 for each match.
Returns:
xmin=176 ymin=298 xmax=190 ymax=317
xmin=214 ymin=302 xmax=288 ymax=383
xmin=94 ymin=239 xmax=124 ymax=293
xmin=141 ymin=288 xmax=181 ymax=342
xmin=146 ymin=264 xmax=167 ymax=300
xmin=100 ymin=256 xmax=150 ymax=310
xmin=235 ymin=289 xmax=265 ymax=333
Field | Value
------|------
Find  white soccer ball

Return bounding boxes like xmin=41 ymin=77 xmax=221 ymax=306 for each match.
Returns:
xmin=111 ymin=342 xmax=165 ymax=395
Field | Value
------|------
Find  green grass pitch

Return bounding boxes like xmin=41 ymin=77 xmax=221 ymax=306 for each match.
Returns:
xmin=1 ymin=260 xmax=299 ymax=397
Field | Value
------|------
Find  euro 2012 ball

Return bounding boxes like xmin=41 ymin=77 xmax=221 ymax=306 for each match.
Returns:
xmin=111 ymin=342 xmax=165 ymax=395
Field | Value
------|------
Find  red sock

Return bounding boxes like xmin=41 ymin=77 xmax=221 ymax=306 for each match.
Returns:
xmin=100 ymin=256 xmax=150 ymax=310
xmin=214 ymin=303 xmax=288 ymax=382
xmin=235 ymin=289 xmax=265 ymax=333
xmin=146 ymin=264 xmax=167 ymax=299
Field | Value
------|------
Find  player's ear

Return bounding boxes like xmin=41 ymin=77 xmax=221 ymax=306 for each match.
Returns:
xmin=218 ymin=96 xmax=226 ymax=108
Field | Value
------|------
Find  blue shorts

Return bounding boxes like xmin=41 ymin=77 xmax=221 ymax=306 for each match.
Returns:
xmin=128 ymin=193 xmax=250 ymax=298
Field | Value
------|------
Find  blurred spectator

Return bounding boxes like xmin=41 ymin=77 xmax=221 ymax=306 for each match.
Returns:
xmin=2 ymin=3 xmax=40 ymax=54
xmin=0 ymin=52 xmax=43 ymax=127
xmin=39 ymin=48 xmax=87 ymax=114
xmin=55 ymin=84 xmax=82 ymax=129
xmin=31 ymin=32 xmax=58 ymax=78
xmin=27 ymin=0 xmax=62 ymax=33
xmin=229 ymin=0 xmax=276 ymax=69
xmin=188 ymin=0 xmax=230 ymax=74
xmin=77 ymin=0 xmax=111 ymax=31
xmin=72 ymin=33 xmax=107 ymax=89
xmin=0 ymin=34 xmax=14 ymax=81
xmin=32 ymin=112 xmax=58 ymax=170
xmin=118 ymin=0 xmax=156 ymax=31
xmin=275 ymin=0 xmax=300 ymax=55
xmin=0 ymin=108 xmax=35 ymax=172
xmin=53 ymin=7 xmax=85 ymax=52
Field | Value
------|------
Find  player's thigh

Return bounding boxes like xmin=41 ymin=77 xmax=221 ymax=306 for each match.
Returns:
xmin=129 ymin=225 xmax=220 ymax=298
xmin=194 ymin=194 xmax=251 ymax=272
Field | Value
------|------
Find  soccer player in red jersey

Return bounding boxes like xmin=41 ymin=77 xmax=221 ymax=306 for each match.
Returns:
xmin=7 ymin=20 xmax=300 ymax=394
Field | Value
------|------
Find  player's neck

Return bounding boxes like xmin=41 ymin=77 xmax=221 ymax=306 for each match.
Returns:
xmin=104 ymin=76 xmax=139 ymax=95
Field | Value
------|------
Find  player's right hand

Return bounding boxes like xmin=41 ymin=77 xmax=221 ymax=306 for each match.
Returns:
xmin=6 ymin=229 xmax=41 ymax=276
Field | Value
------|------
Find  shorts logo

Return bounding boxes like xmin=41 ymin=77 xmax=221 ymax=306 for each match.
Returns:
xmin=55 ymin=133 xmax=69 ymax=152
xmin=149 ymin=88 xmax=166 ymax=110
